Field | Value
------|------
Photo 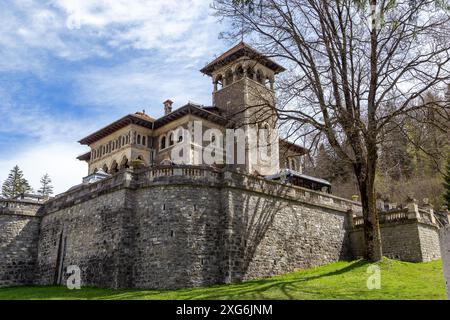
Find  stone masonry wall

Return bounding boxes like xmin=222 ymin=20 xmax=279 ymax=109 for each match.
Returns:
xmin=37 ymin=189 xmax=136 ymax=288
xmin=3 ymin=166 xmax=440 ymax=290
xmin=418 ymin=224 xmax=442 ymax=262
xmin=32 ymin=167 xmax=357 ymax=289
xmin=0 ymin=208 xmax=41 ymax=288
xmin=223 ymin=187 xmax=350 ymax=283
xmin=350 ymin=220 xmax=440 ymax=262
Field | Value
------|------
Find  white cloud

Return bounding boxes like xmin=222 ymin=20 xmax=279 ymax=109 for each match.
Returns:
xmin=73 ymin=56 xmax=214 ymax=115
xmin=0 ymin=142 xmax=87 ymax=195
xmin=0 ymin=0 xmax=229 ymax=195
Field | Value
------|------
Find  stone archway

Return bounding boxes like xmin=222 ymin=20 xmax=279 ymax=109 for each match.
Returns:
xmin=111 ymin=160 xmax=119 ymax=174
xmin=120 ymin=156 xmax=129 ymax=170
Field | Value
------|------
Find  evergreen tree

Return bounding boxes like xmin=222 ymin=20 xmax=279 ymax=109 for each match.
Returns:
xmin=444 ymin=156 xmax=450 ymax=208
xmin=38 ymin=174 xmax=54 ymax=197
xmin=1 ymin=165 xmax=32 ymax=198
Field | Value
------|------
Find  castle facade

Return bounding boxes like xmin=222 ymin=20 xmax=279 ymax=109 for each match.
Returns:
xmin=0 ymin=44 xmax=443 ymax=289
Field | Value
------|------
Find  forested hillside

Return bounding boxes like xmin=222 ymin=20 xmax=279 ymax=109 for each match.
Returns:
xmin=304 ymin=89 xmax=450 ymax=210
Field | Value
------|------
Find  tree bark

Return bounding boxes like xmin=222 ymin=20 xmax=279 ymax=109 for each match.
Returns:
xmin=356 ymin=160 xmax=382 ymax=262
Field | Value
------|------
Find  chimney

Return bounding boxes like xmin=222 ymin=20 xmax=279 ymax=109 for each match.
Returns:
xmin=163 ymin=99 xmax=173 ymax=115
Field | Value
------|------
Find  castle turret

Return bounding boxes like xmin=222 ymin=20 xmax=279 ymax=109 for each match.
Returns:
xmin=201 ymin=42 xmax=285 ymax=175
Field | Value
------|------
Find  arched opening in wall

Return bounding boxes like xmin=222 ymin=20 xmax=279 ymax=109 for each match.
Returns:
xmin=136 ymin=155 xmax=147 ymax=166
xmin=264 ymin=76 xmax=271 ymax=88
xmin=247 ymin=67 xmax=255 ymax=81
xmin=160 ymin=136 xmax=166 ymax=149
xmin=256 ymin=69 xmax=264 ymax=84
xmin=225 ymin=69 xmax=233 ymax=86
xmin=111 ymin=161 xmax=119 ymax=174
xmin=102 ymin=164 xmax=109 ymax=173
xmin=137 ymin=135 xmax=141 ymax=145
xmin=120 ymin=156 xmax=129 ymax=170
xmin=290 ymin=159 xmax=297 ymax=171
xmin=215 ymin=74 xmax=224 ymax=90
xmin=235 ymin=65 xmax=244 ymax=81
xmin=258 ymin=122 xmax=272 ymax=157
xmin=169 ymin=132 xmax=174 ymax=146
xmin=142 ymin=136 xmax=146 ymax=146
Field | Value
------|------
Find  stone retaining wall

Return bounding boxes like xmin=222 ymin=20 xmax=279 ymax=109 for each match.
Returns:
xmin=0 ymin=206 xmax=41 ymax=288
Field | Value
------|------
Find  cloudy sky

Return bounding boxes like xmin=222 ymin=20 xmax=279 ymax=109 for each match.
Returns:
xmin=0 ymin=0 xmax=230 ymax=194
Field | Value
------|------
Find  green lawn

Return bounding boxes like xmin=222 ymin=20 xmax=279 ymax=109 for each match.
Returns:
xmin=0 ymin=258 xmax=446 ymax=300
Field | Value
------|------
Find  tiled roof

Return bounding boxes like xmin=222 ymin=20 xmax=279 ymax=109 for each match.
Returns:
xmin=78 ymin=104 xmax=227 ymax=146
xmin=200 ymin=41 xmax=285 ymax=76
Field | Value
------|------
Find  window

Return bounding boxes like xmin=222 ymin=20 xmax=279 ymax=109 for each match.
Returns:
xmin=169 ymin=133 xmax=174 ymax=146
xmin=160 ymin=136 xmax=166 ymax=149
xmin=290 ymin=159 xmax=297 ymax=171
xmin=137 ymin=135 xmax=141 ymax=145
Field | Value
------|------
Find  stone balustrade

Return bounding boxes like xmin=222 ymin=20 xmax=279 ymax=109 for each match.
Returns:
xmin=42 ymin=165 xmax=362 ymax=217
xmin=352 ymin=206 xmax=439 ymax=229
xmin=0 ymin=200 xmax=42 ymax=217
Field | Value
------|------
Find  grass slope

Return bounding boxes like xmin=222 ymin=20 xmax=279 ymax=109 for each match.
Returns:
xmin=0 ymin=259 xmax=446 ymax=300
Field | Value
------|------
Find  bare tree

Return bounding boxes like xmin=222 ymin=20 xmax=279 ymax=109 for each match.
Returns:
xmin=213 ymin=0 xmax=450 ymax=261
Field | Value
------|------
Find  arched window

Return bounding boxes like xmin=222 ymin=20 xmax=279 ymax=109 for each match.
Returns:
xmin=256 ymin=69 xmax=264 ymax=84
xmin=142 ymin=136 xmax=146 ymax=146
xmin=160 ymin=136 xmax=166 ymax=149
xmin=247 ymin=67 xmax=255 ymax=80
xmin=137 ymin=135 xmax=141 ymax=145
xmin=111 ymin=161 xmax=119 ymax=174
xmin=290 ymin=159 xmax=297 ymax=171
xmin=235 ymin=65 xmax=244 ymax=81
xmin=169 ymin=133 xmax=174 ymax=146
xmin=215 ymin=74 xmax=223 ymax=90
xmin=120 ymin=156 xmax=129 ymax=169
xmin=225 ymin=69 xmax=233 ymax=86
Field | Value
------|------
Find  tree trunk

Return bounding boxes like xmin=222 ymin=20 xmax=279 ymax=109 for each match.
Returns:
xmin=357 ymin=165 xmax=383 ymax=262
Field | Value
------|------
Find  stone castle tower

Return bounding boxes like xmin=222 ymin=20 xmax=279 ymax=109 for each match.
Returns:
xmin=201 ymin=42 xmax=286 ymax=175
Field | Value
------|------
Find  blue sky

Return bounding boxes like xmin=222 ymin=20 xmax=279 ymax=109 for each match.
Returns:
xmin=0 ymin=0 xmax=230 ymax=194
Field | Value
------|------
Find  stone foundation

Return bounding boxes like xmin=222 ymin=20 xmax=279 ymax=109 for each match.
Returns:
xmin=0 ymin=202 xmax=41 ymax=288
xmin=0 ymin=166 xmax=444 ymax=289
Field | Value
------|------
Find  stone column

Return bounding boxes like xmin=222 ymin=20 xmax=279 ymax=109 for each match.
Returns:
xmin=440 ymin=225 xmax=450 ymax=299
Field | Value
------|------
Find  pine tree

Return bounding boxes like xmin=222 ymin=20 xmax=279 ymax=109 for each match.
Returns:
xmin=1 ymin=165 xmax=32 ymax=198
xmin=444 ymin=156 xmax=450 ymax=208
xmin=38 ymin=174 xmax=54 ymax=197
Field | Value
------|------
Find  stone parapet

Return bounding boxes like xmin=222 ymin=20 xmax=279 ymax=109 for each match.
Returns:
xmin=43 ymin=165 xmax=362 ymax=218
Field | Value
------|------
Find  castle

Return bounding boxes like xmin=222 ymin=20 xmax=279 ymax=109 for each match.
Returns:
xmin=0 ymin=43 xmax=444 ymax=289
